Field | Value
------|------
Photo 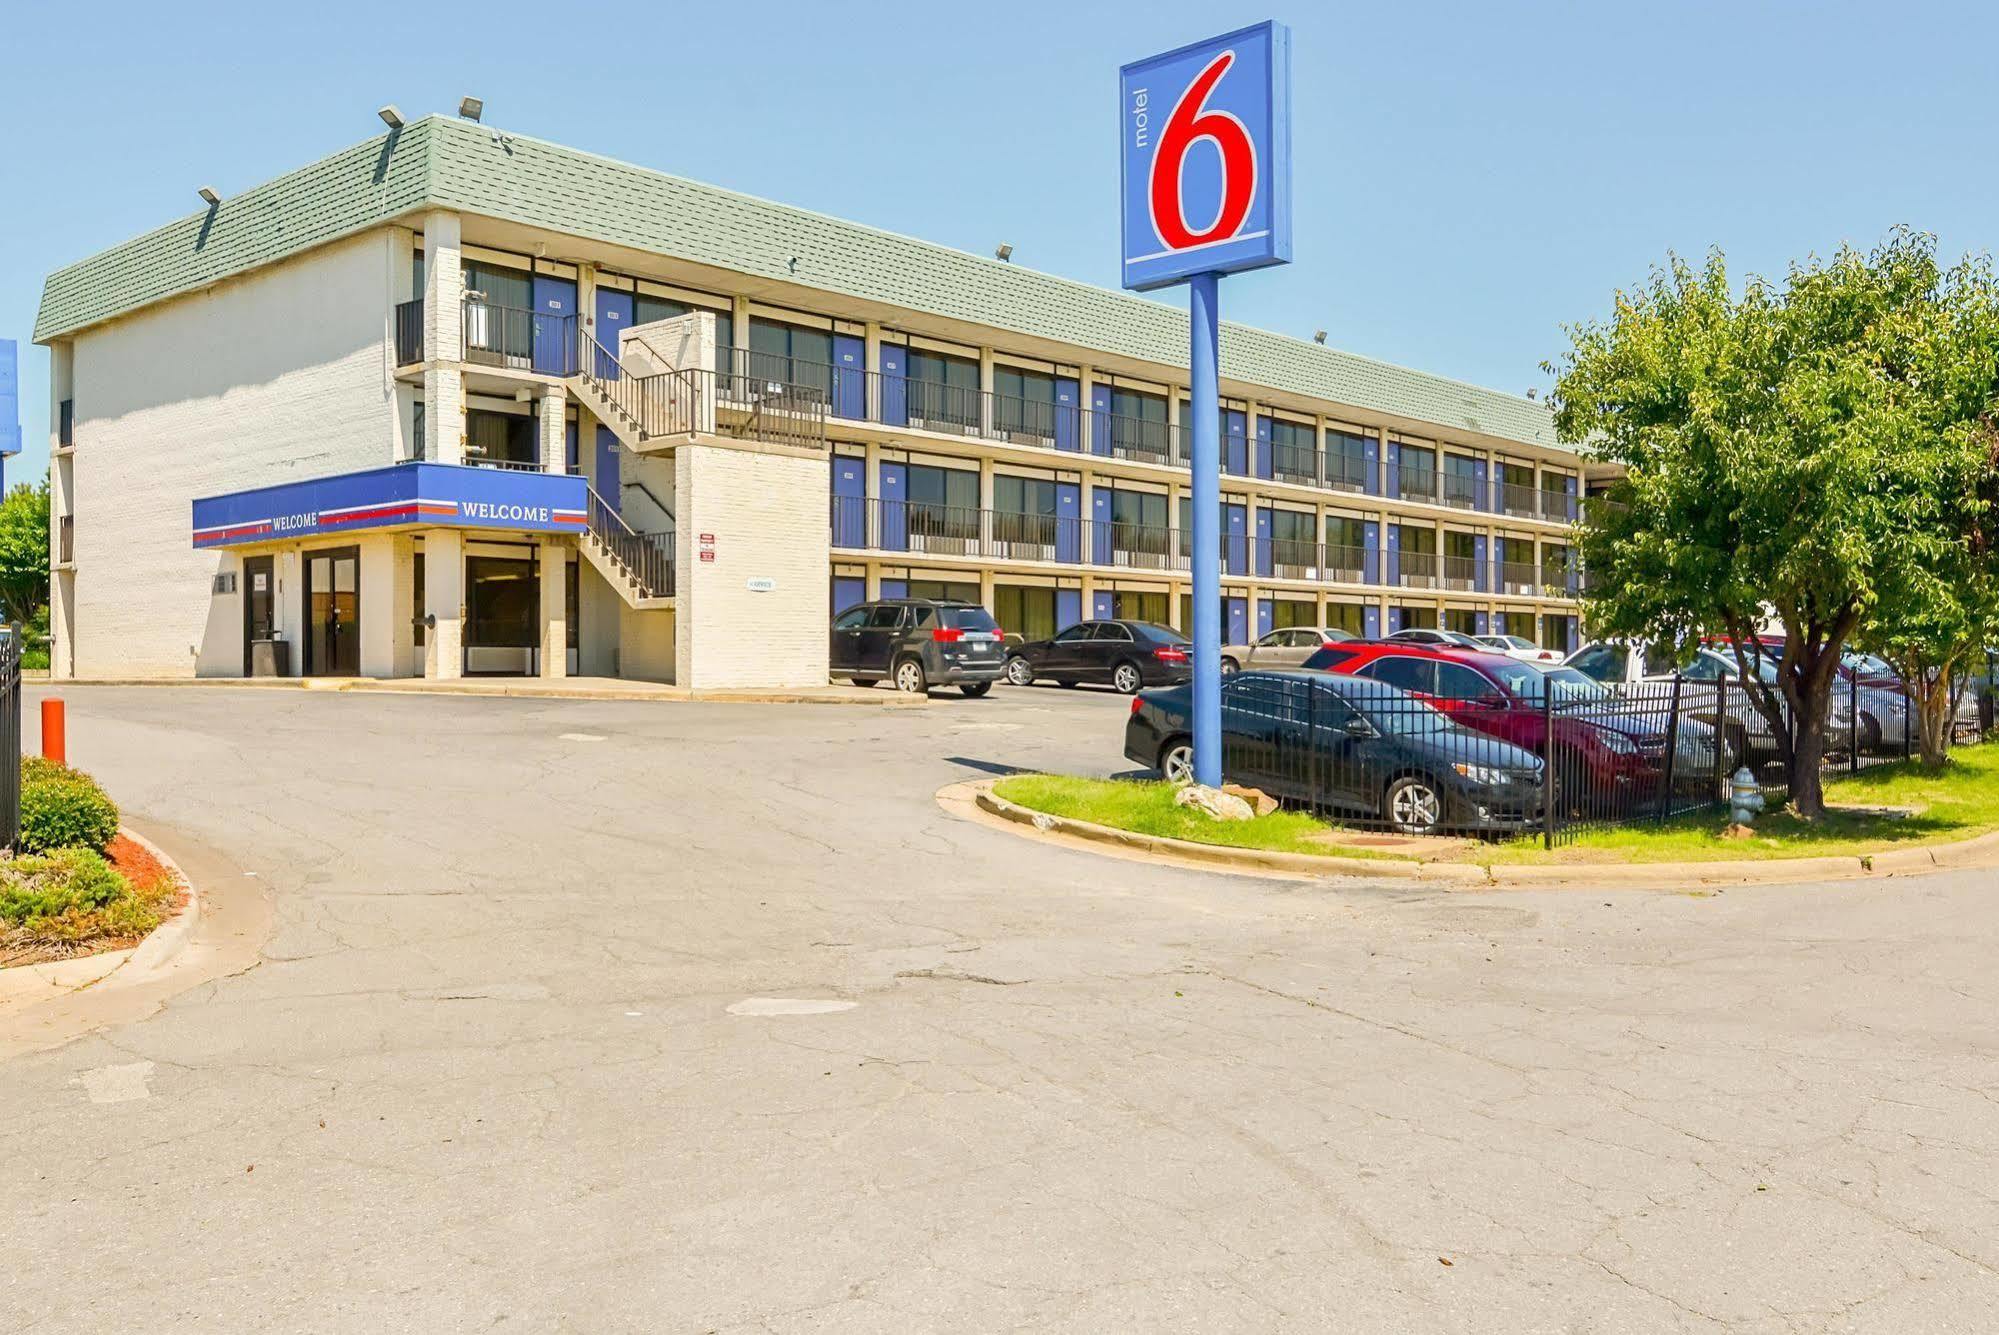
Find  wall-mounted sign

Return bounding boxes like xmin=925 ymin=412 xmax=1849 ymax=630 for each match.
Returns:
xmin=192 ymin=463 xmax=587 ymax=549
xmin=699 ymin=550 xmax=716 ymax=563
xmin=1119 ymin=21 xmax=1292 ymax=292
xmin=745 ymin=577 xmax=776 ymax=593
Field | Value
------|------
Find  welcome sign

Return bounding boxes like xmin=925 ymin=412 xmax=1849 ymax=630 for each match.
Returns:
xmin=193 ymin=463 xmax=588 ymax=549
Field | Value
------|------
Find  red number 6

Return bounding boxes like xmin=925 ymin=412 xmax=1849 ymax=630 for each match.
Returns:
xmin=1148 ymin=51 xmax=1257 ymax=251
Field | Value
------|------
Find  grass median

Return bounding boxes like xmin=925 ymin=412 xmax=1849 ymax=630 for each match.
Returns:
xmin=989 ymin=774 xmax=1420 ymax=861
xmin=993 ymin=742 xmax=1999 ymax=868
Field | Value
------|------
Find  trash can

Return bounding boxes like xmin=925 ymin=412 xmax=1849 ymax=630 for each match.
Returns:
xmin=250 ymin=636 xmax=290 ymax=678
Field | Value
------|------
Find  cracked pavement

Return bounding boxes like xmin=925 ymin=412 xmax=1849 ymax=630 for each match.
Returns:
xmin=2 ymin=683 xmax=1996 ymax=1333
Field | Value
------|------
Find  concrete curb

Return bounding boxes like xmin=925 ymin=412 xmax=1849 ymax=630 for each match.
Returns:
xmin=954 ymin=779 xmax=1999 ymax=890
xmin=47 ymin=678 xmax=928 ymax=708
xmin=0 ymin=821 xmax=270 ymax=1060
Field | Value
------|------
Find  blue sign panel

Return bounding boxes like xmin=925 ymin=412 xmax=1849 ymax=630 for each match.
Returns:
xmin=1119 ymin=21 xmax=1292 ymax=292
xmin=192 ymin=463 xmax=588 ymax=549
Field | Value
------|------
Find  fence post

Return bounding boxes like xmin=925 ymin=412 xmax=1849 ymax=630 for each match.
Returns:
xmin=1655 ymin=673 xmax=1683 ymax=823
xmin=1715 ymin=677 xmax=1728 ymax=803
xmin=1 ymin=638 xmax=18 ymax=851
xmin=1541 ymin=682 xmax=1555 ymax=849
xmin=1903 ymin=683 xmax=1912 ymax=760
xmin=1850 ymin=670 xmax=1859 ymax=774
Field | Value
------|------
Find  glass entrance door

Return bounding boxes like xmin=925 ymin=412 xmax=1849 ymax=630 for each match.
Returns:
xmin=242 ymin=555 xmax=275 ymax=676
xmin=465 ymin=555 xmax=538 ymax=675
xmin=304 ymin=547 xmax=361 ymax=676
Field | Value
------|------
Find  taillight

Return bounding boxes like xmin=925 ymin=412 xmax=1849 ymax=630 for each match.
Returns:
xmin=1130 ymin=696 xmax=1144 ymax=715
xmin=931 ymin=627 xmax=964 ymax=643
xmin=1155 ymin=647 xmax=1189 ymax=663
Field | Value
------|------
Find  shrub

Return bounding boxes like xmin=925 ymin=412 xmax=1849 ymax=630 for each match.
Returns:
xmin=0 ymin=848 xmax=129 ymax=925
xmin=18 ymin=768 xmax=119 ymax=854
xmin=21 ymin=755 xmax=79 ymax=785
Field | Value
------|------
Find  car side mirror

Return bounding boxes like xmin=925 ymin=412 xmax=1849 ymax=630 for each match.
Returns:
xmin=1343 ymin=717 xmax=1377 ymax=738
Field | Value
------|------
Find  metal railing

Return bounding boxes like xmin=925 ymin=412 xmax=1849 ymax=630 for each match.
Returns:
xmin=1323 ymin=449 xmax=1371 ymax=492
xmin=1499 ymin=560 xmax=1540 ymax=595
xmin=586 ymin=487 xmax=673 ymax=598
xmin=1272 ymin=442 xmax=1319 ymax=486
xmin=1499 ymin=481 xmax=1541 ymax=518
xmin=461 ymin=298 xmax=577 ymax=374
xmin=1397 ymin=466 xmax=1438 ymax=502
xmin=0 ymin=637 xmax=17 ymax=851
xmin=464 ymin=456 xmax=549 ymax=473
xmin=1442 ymin=554 xmax=1482 ymax=591
xmin=1321 ymin=543 xmax=1373 ymax=583
xmin=1397 ymin=549 xmax=1439 ymax=588
xmin=1441 ymin=471 xmax=1481 ymax=509
xmin=393 ymin=298 xmax=424 ymax=366
xmin=1539 ymin=487 xmax=1577 ymax=522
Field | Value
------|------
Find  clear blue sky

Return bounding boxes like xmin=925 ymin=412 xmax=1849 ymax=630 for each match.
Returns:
xmin=5 ymin=0 xmax=1995 ymax=485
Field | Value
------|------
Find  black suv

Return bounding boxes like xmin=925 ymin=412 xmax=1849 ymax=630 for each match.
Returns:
xmin=1002 ymin=620 xmax=1193 ymax=694
xmin=829 ymin=599 xmax=1006 ymax=696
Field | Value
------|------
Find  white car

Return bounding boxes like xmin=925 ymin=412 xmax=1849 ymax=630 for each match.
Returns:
xmin=1220 ymin=626 xmax=1357 ymax=675
xmin=1385 ymin=627 xmax=1486 ymax=649
xmin=1474 ymin=633 xmax=1560 ymax=663
xmin=1565 ymin=641 xmax=1863 ymax=764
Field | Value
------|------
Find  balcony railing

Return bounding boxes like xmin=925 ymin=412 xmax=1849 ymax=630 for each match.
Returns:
xmin=460 ymin=298 xmax=579 ymax=376
xmin=1500 ymin=481 xmax=1541 ymax=518
xmin=1442 ymin=554 xmax=1482 ymax=591
xmin=1321 ymin=543 xmax=1373 ymax=583
xmin=1323 ymin=449 xmax=1371 ymax=492
xmin=1271 ymin=442 xmax=1319 ymax=486
xmin=394 ymin=298 xmax=424 ymax=367
xmin=1539 ymin=487 xmax=1577 ymax=522
xmin=1500 ymin=560 xmax=1541 ymax=596
xmin=1397 ymin=549 xmax=1439 ymax=588
xmin=1441 ymin=471 xmax=1481 ymax=509
xmin=1397 ymin=467 xmax=1438 ymax=503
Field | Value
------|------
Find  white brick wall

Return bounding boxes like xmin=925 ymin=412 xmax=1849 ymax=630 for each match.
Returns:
xmin=674 ymin=443 xmax=829 ymax=690
xmin=63 ymin=229 xmax=401 ymax=677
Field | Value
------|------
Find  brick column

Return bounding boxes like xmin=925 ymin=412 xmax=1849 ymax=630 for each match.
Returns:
xmin=421 ymin=210 xmax=464 ymax=465
xmin=424 ymin=530 xmax=464 ymax=679
xmin=539 ymin=386 xmax=568 ymax=474
xmin=539 ymin=539 xmax=568 ymax=679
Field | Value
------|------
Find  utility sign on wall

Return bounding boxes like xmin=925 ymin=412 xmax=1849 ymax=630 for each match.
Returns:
xmin=1119 ymin=20 xmax=1292 ymax=292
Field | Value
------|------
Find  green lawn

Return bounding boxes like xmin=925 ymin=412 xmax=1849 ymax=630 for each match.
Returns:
xmin=990 ymin=773 xmax=1416 ymax=861
xmin=1484 ymin=741 xmax=1999 ymax=864
xmin=994 ymin=742 xmax=1999 ymax=868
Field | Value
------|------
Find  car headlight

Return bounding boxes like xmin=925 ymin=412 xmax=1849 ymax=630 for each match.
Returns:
xmin=1453 ymin=762 xmax=1512 ymax=786
xmin=1598 ymin=730 xmax=1639 ymax=755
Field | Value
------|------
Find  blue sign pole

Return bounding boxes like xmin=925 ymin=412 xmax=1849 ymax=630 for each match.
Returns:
xmin=1187 ymin=273 xmax=1222 ymax=785
xmin=1121 ymin=20 xmax=1291 ymax=788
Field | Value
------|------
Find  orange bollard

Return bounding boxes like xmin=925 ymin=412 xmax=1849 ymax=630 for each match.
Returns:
xmin=41 ymin=698 xmax=66 ymax=768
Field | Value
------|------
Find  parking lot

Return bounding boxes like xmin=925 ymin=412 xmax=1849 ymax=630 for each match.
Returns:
xmin=5 ymin=682 xmax=1998 ymax=1332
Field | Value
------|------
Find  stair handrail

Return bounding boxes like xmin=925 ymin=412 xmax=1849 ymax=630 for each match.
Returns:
xmin=575 ymin=328 xmax=701 ymax=441
xmin=622 ymin=478 xmax=676 ymax=527
xmin=585 ymin=485 xmax=675 ymax=599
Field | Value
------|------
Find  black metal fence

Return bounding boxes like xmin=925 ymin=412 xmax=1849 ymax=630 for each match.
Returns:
xmin=1191 ymin=667 xmax=1999 ymax=845
xmin=0 ymin=637 xmax=19 ymax=851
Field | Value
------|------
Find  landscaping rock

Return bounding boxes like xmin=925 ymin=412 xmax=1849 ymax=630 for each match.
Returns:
xmin=1221 ymin=784 xmax=1278 ymax=817
xmin=1174 ymin=784 xmax=1256 ymax=823
xmin=1720 ymin=823 xmax=1756 ymax=840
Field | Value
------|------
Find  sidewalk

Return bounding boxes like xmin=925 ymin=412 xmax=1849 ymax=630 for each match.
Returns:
xmin=54 ymin=675 xmax=926 ymax=707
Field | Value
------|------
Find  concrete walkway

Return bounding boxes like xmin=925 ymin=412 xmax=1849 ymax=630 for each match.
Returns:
xmin=59 ymin=674 xmax=920 ymax=706
xmin=4 ymin=683 xmax=1997 ymax=1332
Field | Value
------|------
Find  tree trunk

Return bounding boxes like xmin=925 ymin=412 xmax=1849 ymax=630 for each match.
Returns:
xmin=1789 ymin=686 xmax=1830 ymax=818
xmin=1917 ymin=681 xmax=1952 ymax=767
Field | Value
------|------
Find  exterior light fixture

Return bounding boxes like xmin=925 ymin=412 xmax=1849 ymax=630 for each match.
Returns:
xmin=458 ymin=96 xmax=484 ymax=122
xmin=378 ymin=105 xmax=404 ymax=130
xmin=198 ymin=186 xmax=221 ymax=207
xmin=1312 ymin=329 xmax=1327 ymax=344
xmin=995 ymin=243 xmax=1014 ymax=262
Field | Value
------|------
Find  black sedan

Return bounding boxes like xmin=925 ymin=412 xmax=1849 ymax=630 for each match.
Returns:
xmin=1123 ymin=670 xmax=1544 ymax=835
xmin=1003 ymin=620 xmax=1192 ymax=694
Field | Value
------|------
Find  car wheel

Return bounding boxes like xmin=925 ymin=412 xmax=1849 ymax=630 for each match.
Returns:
xmin=1112 ymin=661 xmax=1143 ymax=695
xmin=894 ymin=657 xmax=928 ymax=694
xmin=1384 ymin=775 xmax=1445 ymax=836
xmin=1158 ymin=737 xmax=1195 ymax=785
xmin=849 ymin=677 xmax=879 ymax=689
xmin=960 ymin=682 xmax=992 ymax=699
xmin=1219 ymin=657 xmax=1241 ymax=677
xmin=1004 ymin=656 xmax=1035 ymax=687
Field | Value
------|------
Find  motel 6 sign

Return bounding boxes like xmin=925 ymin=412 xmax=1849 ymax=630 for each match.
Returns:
xmin=1119 ymin=20 xmax=1292 ymax=292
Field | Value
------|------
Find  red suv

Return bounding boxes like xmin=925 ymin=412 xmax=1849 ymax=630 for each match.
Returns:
xmin=1299 ymin=641 xmax=1712 ymax=804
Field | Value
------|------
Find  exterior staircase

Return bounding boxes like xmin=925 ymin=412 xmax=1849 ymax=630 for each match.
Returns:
xmin=580 ymin=486 xmax=673 ymax=609
xmin=569 ymin=331 xmax=697 ymax=454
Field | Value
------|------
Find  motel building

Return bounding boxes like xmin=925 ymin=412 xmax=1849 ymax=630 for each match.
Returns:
xmin=36 ymin=111 xmax=1599 ymax=689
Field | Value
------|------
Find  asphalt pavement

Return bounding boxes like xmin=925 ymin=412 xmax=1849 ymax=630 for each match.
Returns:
xmin=3 ymin=681 xmax=1996 ymax=1333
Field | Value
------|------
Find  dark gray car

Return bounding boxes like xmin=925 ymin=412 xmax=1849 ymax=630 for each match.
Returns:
xmin=829 ymin=599 xmax=1006 ymax=696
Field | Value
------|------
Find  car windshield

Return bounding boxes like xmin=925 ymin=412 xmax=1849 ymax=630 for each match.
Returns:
xmin=1351 ymin=687 xmax=1449 ymax=734
xmin=1132 ymin=622 xmax=1190 ymax=645
xmin=1493 ymin=663 xmax=1609 ymax=707
xmin=939 ymin=606 xmax=998 ymax=631
xmin=1843 ymin=651 xmax=1892 ymax=675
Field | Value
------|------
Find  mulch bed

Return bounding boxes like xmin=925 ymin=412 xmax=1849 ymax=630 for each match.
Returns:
xmin=0 ymin=834 xmax=187 ymax=970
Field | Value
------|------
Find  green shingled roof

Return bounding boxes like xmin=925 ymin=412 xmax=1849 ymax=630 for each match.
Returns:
xmin=38 ymin=115 xmax=1563 ymax=452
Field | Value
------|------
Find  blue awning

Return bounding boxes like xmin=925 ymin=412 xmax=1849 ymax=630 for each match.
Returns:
xmin=193 ymin=463 xmax=588 ymax=549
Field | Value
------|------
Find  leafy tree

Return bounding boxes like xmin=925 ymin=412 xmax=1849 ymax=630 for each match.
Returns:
xmin=0 ymin=478 xmax=50 ymax=630
xmin=1547 ymin=230 xmax=1999 ymax=817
